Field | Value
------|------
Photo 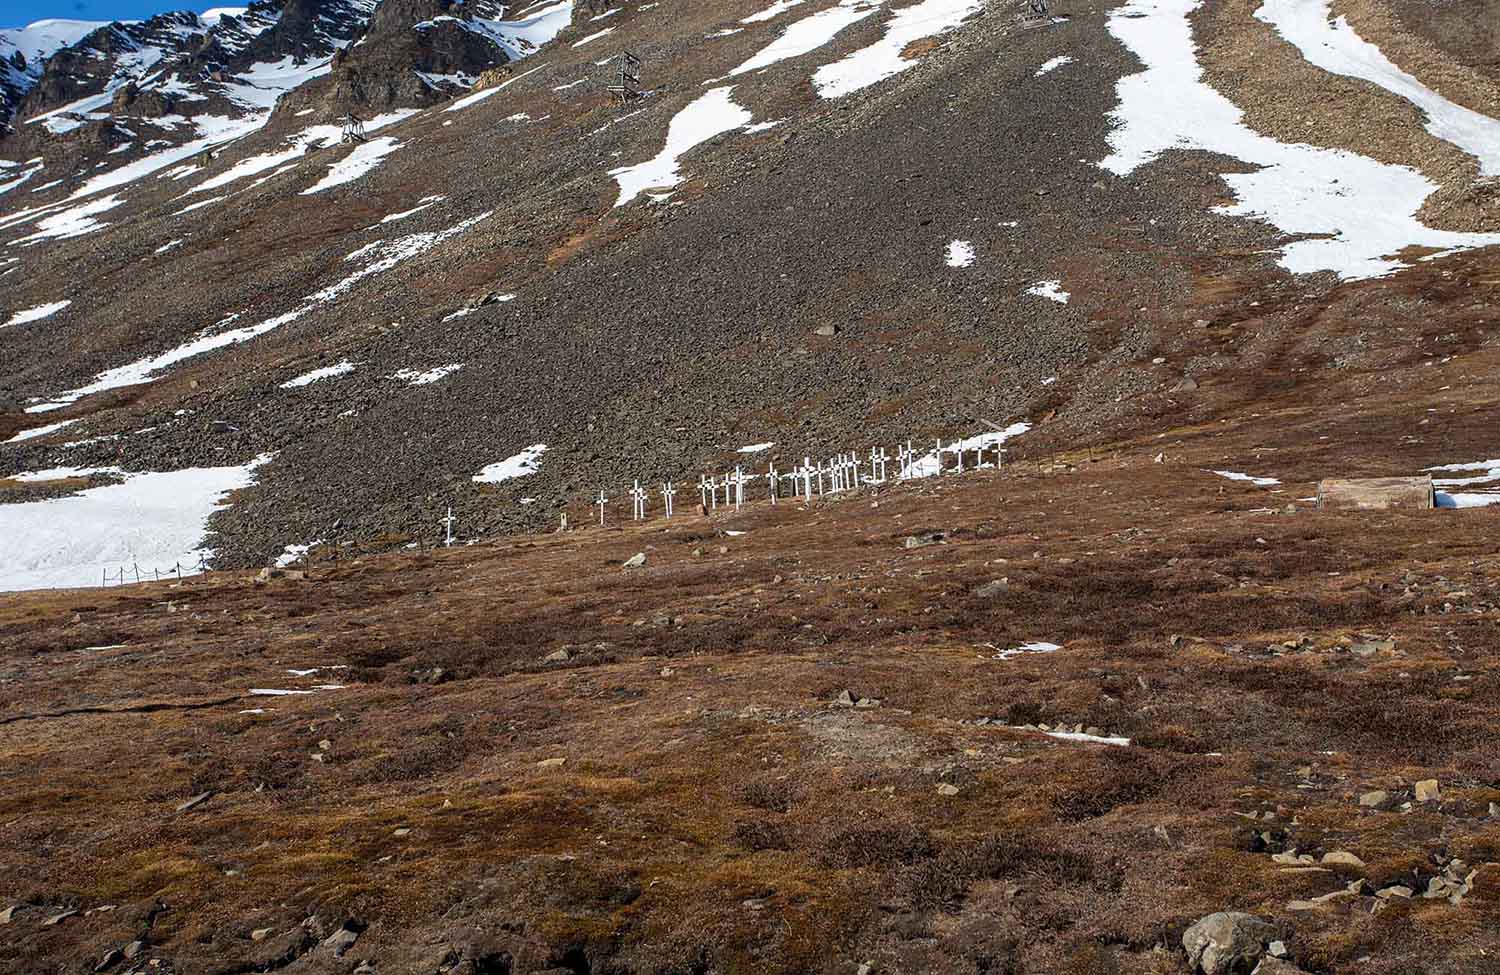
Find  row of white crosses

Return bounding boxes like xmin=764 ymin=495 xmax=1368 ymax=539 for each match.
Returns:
xmin=592 ymin=436 xmax=1012 ymax=526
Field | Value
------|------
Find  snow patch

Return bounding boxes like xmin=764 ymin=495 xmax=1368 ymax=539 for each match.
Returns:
xmin=611 ymin=86 xmax=752 ymax=206
xmin=729 ymin=0 xmax=879 ymax=76
xmin=301 ymin=136 xmax=402 ymax=195
xmin=393 ymin=364 xmax=463 ymax=386
xmin=280 ymin=360 xmax=354 ymax=388
xmin=1035 ymin=55 xmax=1073 ymax=77
xmin=0 ymin=455 xmax=270 ymax=592
xmin=473 ymin=443 xmax=548 ymax=483
xmin=4 ymin=418 xmax=78 ymax=444
xmin=812 ymin=0 xmax=982 ymax=98
xmin=742 ymin=0 xmax=807 ymax=23
xmin=1209 ymin=469 xmax=1281 ymax=486
xmin=1026 ymin=280 xmax=1069 ymax=303
xmin=3 ymin=300 xmax=70 ymax=327
xmin=945 ymin=239 xmax=975 ymax=267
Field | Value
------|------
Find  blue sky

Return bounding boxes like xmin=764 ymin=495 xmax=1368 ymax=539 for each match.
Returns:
xmin=4 ymin=0 xmax=211 ymax=31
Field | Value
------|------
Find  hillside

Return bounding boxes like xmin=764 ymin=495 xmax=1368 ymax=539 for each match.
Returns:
xmin=2 ymin=0 xmax=1500 ymax=970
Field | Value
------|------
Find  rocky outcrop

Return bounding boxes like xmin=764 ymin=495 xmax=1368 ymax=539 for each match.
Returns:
xmin=1183 ymin=912 xmax=1277 ymax=975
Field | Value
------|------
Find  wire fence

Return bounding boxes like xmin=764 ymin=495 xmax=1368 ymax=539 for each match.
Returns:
xmin=100 ymin=556 xmax=208 ymax=587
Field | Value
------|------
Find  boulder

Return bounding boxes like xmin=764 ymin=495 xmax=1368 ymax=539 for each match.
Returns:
xmin=622 ymin=552 xmax=646 ymax=568
xmin=1182 ymin=912 xmax=1275 ymax=975
xmin=972 ymin=578 xmax=1009 ymax=598
xmin=1316 ymin=476 xmax=1433 ymax=511
xmin=1320 ymin=850 xmax=1365 ymax=868
xmin=1415 ymin=779 xmax=1441 ymax=802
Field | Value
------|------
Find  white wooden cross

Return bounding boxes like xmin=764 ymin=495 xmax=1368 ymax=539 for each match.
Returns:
xmin=849 ymin=452 xmax=861 ymax=487
xmin=733 ymin=466 xmax=745 ymax=509
xmin=802 ymin=458 xmax=814 ymax=499
xmin=699 ymin=474 xmax=712 ymax=509
xmin=597 ymin=489 xmax=609 ymax=526
xmin=768 ymin=464 xmax=778 ymax=505
xmin=874 ymin=446 xmax=889 ymax=483
xmin=997 ymin=443 xmax=1008 ymax=470
xmin=631 ymin=480 xmax=648 ymax=520
xmin=442 ymin=506 xmax=457 ymax=547
xmin=662 ymin=481 xmax=676 ymax=518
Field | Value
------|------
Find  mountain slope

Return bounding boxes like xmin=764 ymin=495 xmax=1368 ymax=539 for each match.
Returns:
xmin=0 ymin=0 xmax=1497 ymax=584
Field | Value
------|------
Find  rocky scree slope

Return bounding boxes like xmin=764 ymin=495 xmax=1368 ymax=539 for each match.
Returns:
xmin=0 ymin=0 xmax=1498 ymax=579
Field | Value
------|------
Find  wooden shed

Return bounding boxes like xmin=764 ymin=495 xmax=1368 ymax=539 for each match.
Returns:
xmin=1316 ymin=476 xmax=1434 ymax=511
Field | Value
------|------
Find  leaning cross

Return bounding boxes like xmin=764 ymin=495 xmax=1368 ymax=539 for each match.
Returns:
xmin=442 ymin=506 xmax=457 ymax=547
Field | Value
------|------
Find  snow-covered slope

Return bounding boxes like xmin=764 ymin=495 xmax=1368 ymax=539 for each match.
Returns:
xmin=0 ymin=18 xmax=108 ymax=124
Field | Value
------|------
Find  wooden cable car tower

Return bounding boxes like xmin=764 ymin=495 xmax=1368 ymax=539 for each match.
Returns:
xmin=606 ymin=50 xmax=643 ymax=103
xmin=341 ymin=112 xmax=367 ymax=144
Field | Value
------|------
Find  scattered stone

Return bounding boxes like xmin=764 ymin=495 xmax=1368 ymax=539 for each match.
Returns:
xmin=904 ymin=531 xmax=945 ymax=549
xmin=251 ymin=928 xmax=275 ymax=942
xmin=393 ymin=827 xmax=412 ymax=837
xmin=95 ymin=949 xmax=123 ymax=972
xmin=542 ymin=649 xmax=571 ymax=663
xmin=176 ymin=791 xmax=214 ymax=813
xmin=0 ymin=905 xmax=25 ymax=924
xmin=1358 ymin=790 xmax=1388 ymax=808
xmin=43 ymin=909 xmax=78 ymax=926
xmin=1414 ymin=779 xmax=1440 ymax=802
xmin=1172 ymin=376 xmax=1199 ymax=393
xmin=1490 ymin=801 xmax=1499 ymax=818
xmin=1181 ymin=911 xmax=1275 ymax=975
xmin=1268 ymin=940 xmax=1287 ymax=959
xmin=255 ymin=567 xmax=306 ymax=583
xmin=972 ymin=578 xmax=1009 ymax=598
xmin=622 ymin=552 xmax=646 ymax=568
xmin=1255 ymin=960 xmax=1310 ymax=975
xmin=813 ymin=324 xmax=841 ymax=337
xmin=1321 ymin=850 xmax=1365 ymax=868
xmin=537 ymin=757 xmax=566 ymax=769
xmin=122 ymin=941 xmax=145 ymax=959
xmin=834 ymin=689 xmax=855 ymax=707
xmin=318 ymin=739 xmax=332 ymax=752
xmin=936 ymin=783 xmax=960 ymax=796
xmin=1376 ymin=885 xmax=1413 ymax=899
xmin=322 ymin=922 xmax=361 ymax=957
